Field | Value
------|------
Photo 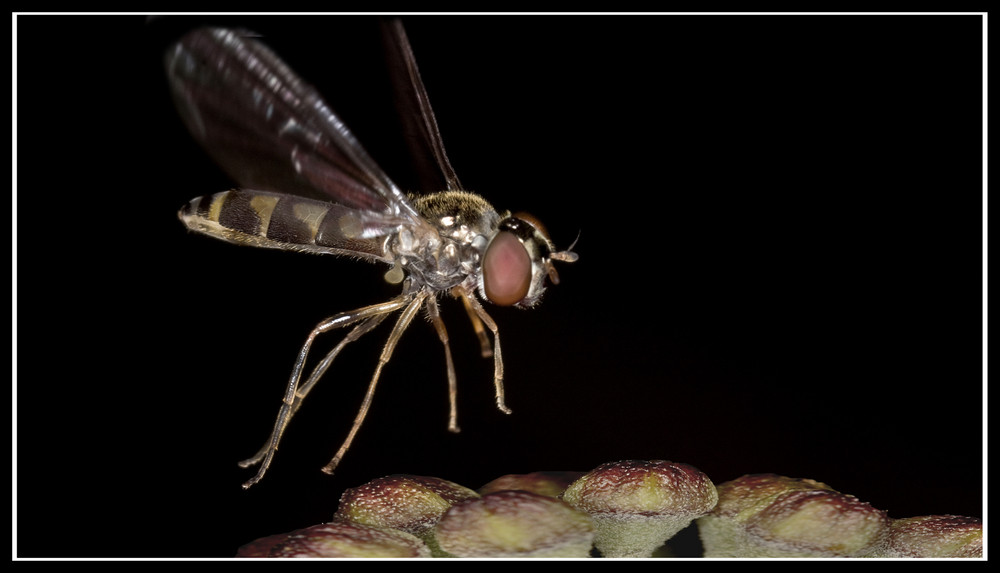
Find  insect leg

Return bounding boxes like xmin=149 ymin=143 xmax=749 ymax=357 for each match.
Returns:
xmin=455 ymin=287 xmax=494 ymax=358
xmin=293 ymin=315 xmax=388 ymax=416
xmin=461 ymin=293 xmax=512 ymax=415
xmin=425 ymin=296 xmax=461 ymax=433
xmin=239 ymin=313 xmax=389 ymax=469
xmin=239 ymin=295 xmax=414 ymax=489
xmin=321 ymin=291 xmax=429 ymax=475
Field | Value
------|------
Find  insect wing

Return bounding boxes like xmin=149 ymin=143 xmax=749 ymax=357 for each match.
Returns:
xmin=165 ymin=27 xmax=427 ymax=240
xmin=379 ymin=19 xmax=463 ymax=193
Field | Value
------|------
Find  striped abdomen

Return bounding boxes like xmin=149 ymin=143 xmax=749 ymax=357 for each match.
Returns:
xmin=178 ymin=189 xmax=389 ymax=261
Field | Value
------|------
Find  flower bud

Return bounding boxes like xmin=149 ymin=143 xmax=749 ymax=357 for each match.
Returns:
xmin=478 ymin=471 xmax=586 ymax=497
xmin=697 ymin=474 xmax=889 ymax=557
xmin=236 ymin=521 xmax=430 ymax=558
xmin=877 ymin=515 xmax=982 ymax=558
xmin=435 ymin=490 xmax=595 ymax=557
xmin=561 ymin=460 xmax=718 ymax=557
xmin=333 ymin=474 xmax=479 ymax=556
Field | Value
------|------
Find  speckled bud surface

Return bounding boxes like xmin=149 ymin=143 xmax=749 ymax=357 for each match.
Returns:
xmin=237 ymin=521 xmax=430 ymax=558
xmin=876 ymin=515 xmax=982 ymax=558
xmin=561 ymin=460 xmax=718 ymax=557
xmin=697 ymin=473 xmax=890 ymax=557
xmin=478 ymin=471 xmax=586 ymax=497
xmin=435 ymin=490 xmax=596 ymax=557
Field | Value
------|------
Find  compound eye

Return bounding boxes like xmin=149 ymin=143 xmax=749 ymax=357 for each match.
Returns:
xmin=483 ymin=231 xmax=532 ymax=306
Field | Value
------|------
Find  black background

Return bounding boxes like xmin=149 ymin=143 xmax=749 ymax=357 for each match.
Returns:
xmin=15 ymin=14 xmax=983 ymax=557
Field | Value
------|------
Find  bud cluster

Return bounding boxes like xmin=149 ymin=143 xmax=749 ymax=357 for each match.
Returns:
xmin=236 ymin=462 xmax=981 ymax=559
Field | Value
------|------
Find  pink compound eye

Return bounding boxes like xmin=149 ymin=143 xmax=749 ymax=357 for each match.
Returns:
xmin=483 ymin=231 xmax=532 ymax=306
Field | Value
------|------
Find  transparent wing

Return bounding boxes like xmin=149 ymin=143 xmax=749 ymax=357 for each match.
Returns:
xmin=380 ymin=18 xmax=463 ymax=193
xmin=165 ymin=27 xmax=428 ymax=237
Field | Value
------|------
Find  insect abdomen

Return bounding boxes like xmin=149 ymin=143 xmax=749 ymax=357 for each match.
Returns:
xmin=179 ymin=189 xmax=387 ymax=259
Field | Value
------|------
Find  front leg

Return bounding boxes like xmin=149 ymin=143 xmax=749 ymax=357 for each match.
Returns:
xmin=460 ymin=291 xmax=512 ymax=415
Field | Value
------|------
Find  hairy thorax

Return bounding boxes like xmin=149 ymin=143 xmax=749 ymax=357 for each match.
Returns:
xmin=388 ymin=191 xmax=504 ymax=291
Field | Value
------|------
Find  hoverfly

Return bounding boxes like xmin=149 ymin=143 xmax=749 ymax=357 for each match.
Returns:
xmin=165 ymin=20 xmax=577 ymax=489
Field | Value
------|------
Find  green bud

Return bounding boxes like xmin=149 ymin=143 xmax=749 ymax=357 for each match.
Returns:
xmin=697 ymin=474 xmax=889 ymax=557
xmin=561 ymin=460 xmax=718 ymax=557
xmin=236 ymin=521 xmax=430 ymax=558
xmin=435 ymin=490 xmax=595 ymax=557
xmin=333 ymin=474 xmax=479 ymax=556
xmin=478 ymin=471 xmax=586 ymax=497
xmin=876 ymin=515 xmax=982 ymax=558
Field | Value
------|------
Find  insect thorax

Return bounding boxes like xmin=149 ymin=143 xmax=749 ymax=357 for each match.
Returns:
xmin=391 ymin=191 xmax=503 ymax=291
